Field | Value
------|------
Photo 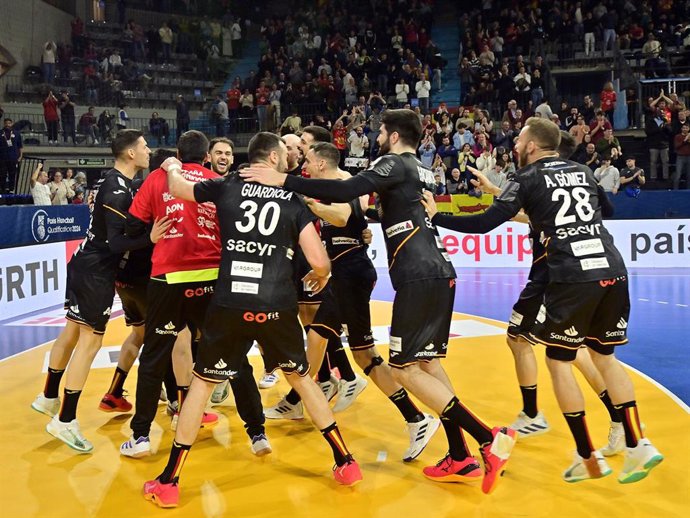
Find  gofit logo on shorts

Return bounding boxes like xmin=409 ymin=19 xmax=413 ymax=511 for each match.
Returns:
xmin=243 ymin=311 xmax=280 ymax=323
xmin=184 ymin=286 xmax=215 ymax=298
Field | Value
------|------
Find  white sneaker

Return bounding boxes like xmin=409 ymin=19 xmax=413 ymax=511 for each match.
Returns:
xmin=332 ymin=375 xmax=368 ymax=413
xmin=31 ymin=393 xmax=61 ymax=417
xmin=509 ymin=411 xmax=550 ymax=438
xmin=600 ymin=421 xmax=625 ymax=456
xmin=250 ymin=433 xmax=272 ymax=456
xmin=264 ymin=397 xmax=304 ymax=420
xmin=618 ymin=438 xmax=664 ymax=484
xmin=318 ymin=375 xmax=339 ymax=402
xmin=120 ymin=435 xmax=152 ymax=458
xmin=259 ymin=371 xmax=279 ymax=389
xmin=46 ymin=416 xmax=93 ymax=453
xmin=563 ymin=450 xmax=612 ymax=483
xmin=403 ymin=413 xmax=441 ymax=462
xmin=210 ymin=380 xmax=230 ymax=405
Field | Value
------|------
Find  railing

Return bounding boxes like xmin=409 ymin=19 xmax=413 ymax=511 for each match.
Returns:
xmin=637 ymin=77 xmax=690 ymax=126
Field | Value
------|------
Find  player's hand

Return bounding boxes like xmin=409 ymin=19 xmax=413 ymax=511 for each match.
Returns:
xmin=361 ymin=228 xmax=373 ymax=244
xmin=161 ymin=156 xmax=182 ymax=173
xmin=239 ymin=164 xmax=287 ymax=187
xmin=420 ymin=190 xmax=438 ymax=218
xmin=150 ymin=216 xmax=172 ymax=243
xmin=467 ymin=166 xmax=500 ymax=195
xmin=302 ymin=270 xmax=329 ymax=294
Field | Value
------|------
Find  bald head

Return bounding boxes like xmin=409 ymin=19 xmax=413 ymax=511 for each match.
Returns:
xmin=282 ymin=133 xmax=303 ymax=170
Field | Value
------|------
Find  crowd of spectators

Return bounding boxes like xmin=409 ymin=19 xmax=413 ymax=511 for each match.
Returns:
xmin=29 ymin=165 xmax=88 ymax=205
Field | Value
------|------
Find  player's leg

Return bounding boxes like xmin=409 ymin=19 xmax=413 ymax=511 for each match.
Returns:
xmin=32 ymin=320 xmax=80 ymax=417
xmin=263 ymin=309 xmax=362 ymax=486
xmin=101 ymin=283 xmax=147 ymax=412
xmin=585 ymin=277 xmax=662 ymax=483
xmin=390 ymin=280 xmax=515 ymax=492
xmin=506 ymin=280 xmax=551 ymax=437
xmin=572 ymin=346 xmax=623 ymax=455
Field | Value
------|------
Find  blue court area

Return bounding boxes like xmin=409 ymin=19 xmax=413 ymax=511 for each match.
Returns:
xmin=2 ymin=267 xmax=689 ymax=406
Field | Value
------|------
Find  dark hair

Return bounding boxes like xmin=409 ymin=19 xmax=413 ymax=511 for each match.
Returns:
xmin=381 ymin=109 xmax=423 ymax=148
xmin=209 ymin=137 xmax=235 ymax=152
xmin=4 ymin=118 xmax=13 ymax=123
xmin=310 ymin=142 xmax=340 ymax=168
xmin=247 ymin=132 xmax=284 ymax=164
xmin=301 ymin=125 xmax=332 ymax=143
xmin=149 ymin=148 xmax=177 ymax=170
xmin=558 ymin=130 xmax=578 ymax=159
xmin=111 ymin=129 xmax=144 ymax=158
xmin=177 ymin=130 xmax=209 ymax=164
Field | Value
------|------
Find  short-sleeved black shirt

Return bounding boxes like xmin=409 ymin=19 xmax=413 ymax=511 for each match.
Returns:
xmin=194 ymin=175 xmax=314 ymax=311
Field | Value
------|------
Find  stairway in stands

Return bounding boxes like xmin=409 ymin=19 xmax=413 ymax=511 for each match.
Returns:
xmin=430 ymin=0 xmax=460 ymax=108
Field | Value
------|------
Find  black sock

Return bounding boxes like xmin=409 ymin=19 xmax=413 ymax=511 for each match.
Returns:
xmin=44 ymin=368 xmax=65 ymax=399
xmin=285 ymin=388 xmax=302 ymax=405
xmin=520 ymin=384 xmax=538 ymax=418
xmin=164 ymin=364 xmax=177 ymax=403
xmin=598 ymin=390 xmax=621 ymax=423
xmin=320 ymin=422 xmax=351 ymax=466
xmin=616 ymin=400 xmax=643 ymax=448
xmin=440 ymin=415 xmax=470 ymax=461
xmin=59 ymin=389 xmax=82 ymax=422
xmin=563 ymin=411 xmax=594 ymax=458
xmin=389 ymin=388 xmax=424 ymax=423
xmin=107 ymin=366 xmax=129 ymax=398
xmin=317 ymin=354 xmax=332 ymax=383
xmin=441 ymin=397 xmax=493 ymax=446
xmin=327 ymin=336 xmax=355 ymax=381
xmin=177 ymin=386 xmax=189 ymax=409
xmin=158 ymin=441 xmax=191 ymax=484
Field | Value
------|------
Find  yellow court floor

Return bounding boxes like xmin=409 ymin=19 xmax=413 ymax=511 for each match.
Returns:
xmin=1 ymin=301 xmax=688 ymax=518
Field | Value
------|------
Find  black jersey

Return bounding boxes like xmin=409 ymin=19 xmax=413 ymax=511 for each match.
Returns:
xmin=527 ymin=226 xmax=548 ymax=282
xmin=116 ymin=246 xmax=153 ymax=284
xmin=319 ymin=199 xmax=375 ymax=279
xmin=71 ymin=169 xmax=149 ymax=277
xmin=357 ymin=153 xmax=456 ymax=288
xmin=194 ymin=175 xmax=314 ymax=311
xmin=497 ymin=157 xmax=626 ymax=282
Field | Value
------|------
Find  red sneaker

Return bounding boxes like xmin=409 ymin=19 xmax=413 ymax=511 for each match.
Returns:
xmin=171 ymin=411 xmax=219 ymax=431
xmin=480 ymin=426 xmax=517 ymax=494
xmin=99 ymin=393 xmax=132 ymax=413
xmin=423 ymin=454 xmax=482 ymax=483
xmin=333 ymin=457 xmax=363 ymax=486
xmin=143 ymin=479 xmax=179 ymax=508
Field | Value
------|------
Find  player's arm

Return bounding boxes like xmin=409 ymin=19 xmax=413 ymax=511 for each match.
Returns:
xmin=597 ymin=184 xmax=615 ymax=218
xmin=104 ymin=201 xmax=166 ymax=253
xmin=299 ymin=222 xmax=331 ymax=294
xmin=161 ymin=158 xmax=196 ymax=202
xmin=241 ymin=164 xmax=376 ymax=202
xmin=30 ymin=163 xmax=42 ymax=187
xmin=421 ymin=185 xmax=520 ymax=234
xmin=304 ymin=197 xmax=352 ymax=227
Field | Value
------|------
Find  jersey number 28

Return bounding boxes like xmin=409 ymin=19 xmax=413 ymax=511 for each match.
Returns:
xmin=552 ymin=187 xmax=595 ymax=226
xmin=236 ymin=200 xmax=281 ymax=235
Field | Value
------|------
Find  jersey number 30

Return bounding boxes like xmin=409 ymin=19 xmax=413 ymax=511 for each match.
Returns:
xmin=552 ymin=187 xmax=595 ymax=226
xmin=236 ymin=200 xmax=281 ymax=235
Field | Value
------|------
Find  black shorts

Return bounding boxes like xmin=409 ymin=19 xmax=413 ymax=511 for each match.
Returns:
xmin=115 ymin=280 xmax=147 ymax=327
xmin=388 ymin=278 xmax=455 ymax=368
xmin=297 ymin=280 xmax=324 ymax=305
xmin=311 ymin=276 xmax=375 ymax=350
xmin=194 ymin=305 xmax=309 ymax=382
xmin=64 ymin=263 xmax=115 ymax=334
xmin=507 ymin=279 xmax=547 ymax=342
xmin=530 ymin=276 xmax=630 ymax=361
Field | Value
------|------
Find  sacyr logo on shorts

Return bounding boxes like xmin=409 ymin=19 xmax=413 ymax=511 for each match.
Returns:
xmin=385 ymin=220 xmax=414 ymax=238
xmin=243 ymin=311 xmax=279 ymax=323
xmin=215 ymin=359 xmax=227 ymax=369
xmin=184 ymin=286 xmax=214 ymax=298
xmin=155 ymin=321 xmax=179 ymax=336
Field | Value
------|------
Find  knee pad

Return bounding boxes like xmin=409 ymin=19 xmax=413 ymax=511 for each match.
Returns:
xmin=363 ymin=355 xmax=384 ymax=376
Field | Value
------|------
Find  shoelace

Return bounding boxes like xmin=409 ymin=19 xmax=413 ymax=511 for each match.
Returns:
xmin=434 ymin=454 xmax=454 ymax=472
